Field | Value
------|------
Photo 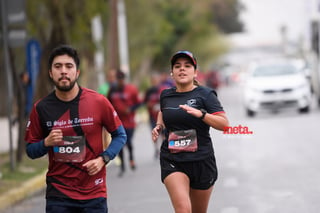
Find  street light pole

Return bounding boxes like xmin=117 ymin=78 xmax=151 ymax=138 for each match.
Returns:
xmin=107 ymin=0 xmax=119 ymax=71
xmin=117 ymin=0 xmax=130 ymax=80
xmin=1 ymin=0 xmax=15 ymax=171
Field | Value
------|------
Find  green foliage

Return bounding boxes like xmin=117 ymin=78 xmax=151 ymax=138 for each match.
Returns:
xmin=125 ymin=0 xmax=233 ymax=74
xmin=0 ymin=153 xmax=47 ymax=194
xmin=25 ymin=0 xmax=243 ymax=88
xmin=26 ymin=0 xmax=109 ymax=54
xmin=211 ymin=0 xmax=244 ymax=33
xmin=26 ymin=0 xmax=110 ymax=97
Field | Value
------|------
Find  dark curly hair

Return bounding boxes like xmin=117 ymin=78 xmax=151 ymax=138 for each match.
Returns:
xmin=48 ymin=44 xmax=80 ymax=70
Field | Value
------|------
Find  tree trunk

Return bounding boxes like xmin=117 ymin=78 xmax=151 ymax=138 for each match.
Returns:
xmin=106 ymin=0 xmax=119 ymax=71
xmin=9 ymin=48 xmax=27 ymax=163
xmin=35 ymin=1 xmax=67 ymax=100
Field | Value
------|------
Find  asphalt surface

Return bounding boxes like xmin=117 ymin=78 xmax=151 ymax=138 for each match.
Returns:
xmin=2 ymin=83 xmax=320 ymax=213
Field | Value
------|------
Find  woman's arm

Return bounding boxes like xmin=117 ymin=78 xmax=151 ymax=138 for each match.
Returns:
xmin=179 ymin=104 xmax=229 ymax=131
xmin=151 ymin=111 xmax=165 ymax=142
xmin=202 ymin=112 xmax=229 ymax=131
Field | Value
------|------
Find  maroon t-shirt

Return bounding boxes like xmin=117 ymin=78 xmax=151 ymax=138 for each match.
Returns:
xmin=25 ymin=87 xmax=122 ymax=200
xmin=108 ymin=84 xmax=141 ymax=129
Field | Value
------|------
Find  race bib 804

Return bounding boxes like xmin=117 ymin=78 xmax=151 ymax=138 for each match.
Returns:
xmin=53 ymin=135 xmax=86 ymax=162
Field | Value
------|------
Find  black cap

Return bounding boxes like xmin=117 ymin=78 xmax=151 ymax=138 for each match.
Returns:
xmin=171 ymin=50 xmax=197 ymax=69
xmin=116 ymin=70 xmax=126 ymax=79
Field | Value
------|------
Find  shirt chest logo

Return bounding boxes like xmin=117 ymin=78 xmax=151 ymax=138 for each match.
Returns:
xmin=186 ymin=99 xmax=197 ymax=107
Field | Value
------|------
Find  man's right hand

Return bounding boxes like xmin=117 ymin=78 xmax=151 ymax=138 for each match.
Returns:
xmin=44 ymin=129 xmax=63 ymax=147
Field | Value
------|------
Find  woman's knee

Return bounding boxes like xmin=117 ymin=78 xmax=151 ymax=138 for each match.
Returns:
xmin=173 ymin=199 xmax=191 ymax=213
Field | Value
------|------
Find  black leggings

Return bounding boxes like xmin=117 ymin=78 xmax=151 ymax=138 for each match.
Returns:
xmin=119 ymin=128 xmax=135 ymax=171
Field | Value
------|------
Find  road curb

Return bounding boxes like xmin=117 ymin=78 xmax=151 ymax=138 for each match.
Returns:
xmin=0 ymin=170 xmax=46 ymax=211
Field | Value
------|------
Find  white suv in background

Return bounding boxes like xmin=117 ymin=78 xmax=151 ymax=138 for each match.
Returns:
xmin=243 ymin=59 xmax=312 ymax=117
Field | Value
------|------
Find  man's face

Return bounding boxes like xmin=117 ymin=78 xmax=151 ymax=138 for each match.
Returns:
xmin=49 ymin=54 xmax=79 ymax=92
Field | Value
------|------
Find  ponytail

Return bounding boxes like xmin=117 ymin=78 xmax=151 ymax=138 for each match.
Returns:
xmin=193 ymin=78 xmax=200 ymax=86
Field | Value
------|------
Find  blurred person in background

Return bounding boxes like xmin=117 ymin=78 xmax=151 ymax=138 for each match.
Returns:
xmin=206 ymin=70 xmax=221 ymax=90
xmin=108 ymin=70 xmax=142 ymax=177
xmin=20 ymin=71 xmax=32 ymax=117
xmin=97 ymin=69 xmax=117 ymax=96
xmin=24 ymin=45 xmax=127 ymax=213
xmin=160 ymin=71 xmax=175 ymax=88
xmin=97 ymin=69 xmax=117 ymax=150
xmin=152 ymin=50 xmax=229 ymax=213
xmin=144 ymin=72 xmax=166 ymax=159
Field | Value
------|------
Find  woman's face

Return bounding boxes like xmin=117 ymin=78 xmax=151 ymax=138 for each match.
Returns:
xmin=171 ymin=57 xmax=197 ymax=86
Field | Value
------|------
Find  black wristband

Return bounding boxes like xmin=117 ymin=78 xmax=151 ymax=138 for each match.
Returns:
xmin=156 ymin=123 xmax=164 ymax=130
xmin=100 ymin=154 xmax=110 ymax=165
xmin=199 ymin=109 xmax=207 ymax=120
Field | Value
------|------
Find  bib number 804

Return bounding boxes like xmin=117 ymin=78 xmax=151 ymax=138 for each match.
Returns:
xmin=58 ymin=146 xmax=81 ymax=154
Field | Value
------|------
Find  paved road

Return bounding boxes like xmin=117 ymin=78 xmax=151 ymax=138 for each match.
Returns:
xmin=2 ymin=83 xmax=320 ymax=213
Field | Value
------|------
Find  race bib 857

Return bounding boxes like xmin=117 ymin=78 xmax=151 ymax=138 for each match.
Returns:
xmin=168 ymin=129 xmax=198 ymax=153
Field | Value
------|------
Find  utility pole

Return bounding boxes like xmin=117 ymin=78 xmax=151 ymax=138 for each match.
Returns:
xmin=92 ymin=15 xmax=105 ymax=88
xmin=117 ymin=0 xmax=130 ymax=79
xmin=1 ymin=0 xmax=15 ymax=171
xmin=107 ymin=0 xmax=119 ymax=71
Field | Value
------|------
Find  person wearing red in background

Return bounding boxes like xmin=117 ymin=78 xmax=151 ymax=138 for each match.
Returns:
xmin=152 ymin=51 xmax=229 ymax=213
xmin=206 ymin=70 xmax=221 ymax=90
xmin=108 ymin=70 xmax=142 ymax=177
xmin=25 ymin=45 xmax=127 ymax=213
xmin=144 ymin=72 xmax=167 ymax=159
xmin=160 ymin=71 xmax=175 ymax=88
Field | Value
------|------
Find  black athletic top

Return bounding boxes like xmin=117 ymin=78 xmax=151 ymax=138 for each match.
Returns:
xmin=160 ymin=86 xmax=224 ymax=162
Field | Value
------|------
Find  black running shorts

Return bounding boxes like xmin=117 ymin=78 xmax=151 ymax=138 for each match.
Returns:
xmin=160 ymin=154 xmax=218 ymax=190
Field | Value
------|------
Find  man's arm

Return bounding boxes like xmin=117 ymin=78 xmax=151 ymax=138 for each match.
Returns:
xmin=26 ymin=129 xmax=63 ymax=159
xmin=26 ymin=140 xmax=50 ymax=159
xmin=83 ymin=125 xmax=127 ymax=176
xmin=101 ymin=125 xmax=127 ymax=159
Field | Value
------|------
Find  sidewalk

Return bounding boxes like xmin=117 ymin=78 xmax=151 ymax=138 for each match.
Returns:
xmin=0 ymin=117 xmax=44 ymax=211
xmin=0 ymin=117 xmax=18 ymax=154
xmin=0 ymin=171 xmax=46 ymax=211
xmin=0 ymin=112 xmax=149 ymax=211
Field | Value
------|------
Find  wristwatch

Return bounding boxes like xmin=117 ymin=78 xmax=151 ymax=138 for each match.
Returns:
xmin=100 ymin=154 xmax=110 ymax=165
xmin=199 ymin=109 xmax=207 ymax=120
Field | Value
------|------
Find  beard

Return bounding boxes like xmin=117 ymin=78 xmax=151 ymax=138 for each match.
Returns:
xmin=52 ymin=76 xmax=77 ymax=92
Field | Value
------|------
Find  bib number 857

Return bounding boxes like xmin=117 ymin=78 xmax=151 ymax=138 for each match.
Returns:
xmin=173 ymin=139 xmax=191 ymax=147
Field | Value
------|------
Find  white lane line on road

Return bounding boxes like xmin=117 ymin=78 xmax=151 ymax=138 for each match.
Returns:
xmin=220 ymin=206 xmax=239 ymax=213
